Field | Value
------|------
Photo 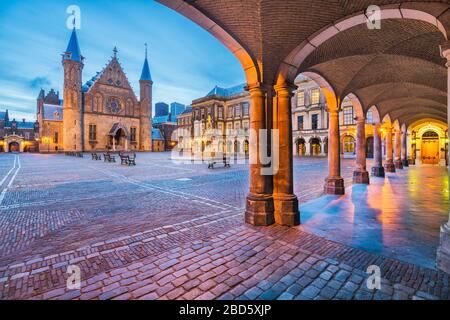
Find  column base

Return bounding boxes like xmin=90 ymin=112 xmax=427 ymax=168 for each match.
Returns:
xmin=402 ymin=159 xmax=409 ymax=167
xmin=394 ymin=160 xmax=403 ymax=169
xmin=274 ymin=194 xmax=300 ymax=227
xmin=324 ymin=177 xmax=345 ymax=195
xmin=384 ymin=161 xmax=396 ymax=173
xmin=352 ymin=170 xmax=370 ymax=184
xmin=371 ymin=166 xmax=385 ymax=177
xmin=437 ymin=223 xmax=450 ymax=275
xmin=408 ymin=158 xmax=416 ymax=165
xmin=245 ymin=194 xmax=274 ymax=226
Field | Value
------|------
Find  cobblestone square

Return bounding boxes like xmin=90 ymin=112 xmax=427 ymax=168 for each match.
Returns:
xmin=0 ymin=152 xmax=448 ymax=300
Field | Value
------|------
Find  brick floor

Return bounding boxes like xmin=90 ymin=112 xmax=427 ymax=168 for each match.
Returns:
xmin=0 ymin=153 xmax=448 ymax=300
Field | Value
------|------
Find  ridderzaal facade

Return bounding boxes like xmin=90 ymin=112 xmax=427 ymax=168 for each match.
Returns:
xmin=36 ymin=28 xmax=153 ymax=153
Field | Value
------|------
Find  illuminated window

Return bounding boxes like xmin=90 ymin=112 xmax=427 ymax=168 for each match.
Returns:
xmin=311 ymin=89 xmax=320 ymax=105
xmin=343 ymin=135 xmax=355 ymax=153
xmin=343 ymin=107 xmax=355 ymax=125
xmin=297 ymin=91 xmax=305 ymax=106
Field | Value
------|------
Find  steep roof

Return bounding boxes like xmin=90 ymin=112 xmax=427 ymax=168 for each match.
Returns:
xmin=64 ymin=28 xmax=82 ymax=62
xmin=206 ymin=83 xmax=246 ymax=98
xmin=140 ymin=57 xmax=152 ymax=81
xmin=43 ymin=104 xmax=63 ymax=121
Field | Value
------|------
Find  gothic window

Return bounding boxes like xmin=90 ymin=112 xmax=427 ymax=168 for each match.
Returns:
xmin=94 ymin=93 xmax=103 ymax=112
xmin=107 ymin=97 xmax=122 ymax=114
xmin=130 ymin=127 xmax=137 ymax=142
xmin=126 ymin=99 xmax=134 ymax=116
xmin=89 ymin=124 xmax=97 ymax=141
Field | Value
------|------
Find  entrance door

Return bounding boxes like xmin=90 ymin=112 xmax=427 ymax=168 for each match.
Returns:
xmin=366 ymin=137 xmax=374 ymax=159
xmin=421 ymin=131 xmax=440 ymax=164
xmin=9 ymin=142 xmax=20 ymax=152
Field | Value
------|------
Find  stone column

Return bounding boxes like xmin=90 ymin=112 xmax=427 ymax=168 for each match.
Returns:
xmin=353 ymin=116 xmax=369 ymax=184
xmin=401 ymin=129 xmax=409 ymax=167
xmin=384 ymin=127 xmax=396 ymax=172
xmin=273 ymin=83 xmax=299 ymax=226
xmin=245 ymin=84 xmax=274 ymax=226
xmin=437 ymin=42 xmax=450 ymax=274
xmin=371 ymin=123 xmax=385 ymax=177
xmin=394 ymin=130 xmax=403 ymax=169
xmin=324 ymin=108 xmax=345 ymax=194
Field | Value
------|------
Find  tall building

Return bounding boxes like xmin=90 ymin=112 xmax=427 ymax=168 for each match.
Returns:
xmin=155 ymin=102 xmax=169 ymax=117
xmin=170 ymin=102 xmax=186 ymax=118
xmin=36 ymin=28 xmax=153 ymax=153
xmin=176 ymin=84 xmax=251 ymax=157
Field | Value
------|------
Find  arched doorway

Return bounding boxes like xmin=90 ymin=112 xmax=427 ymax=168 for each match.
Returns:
xmin=343 ymin=135 xmax=355 ymax=155
xmin=421 ymin=131 xmax=440 ymax=165
xmin=310 ymin=137 xmax=321 ymax=156
xmin=296 ymin=138 xmax=306 ymax=156
xmin=9 ymin=142 xmax=20 ymax=153
xmin=366 ymin=137 xmax=374 ymax=159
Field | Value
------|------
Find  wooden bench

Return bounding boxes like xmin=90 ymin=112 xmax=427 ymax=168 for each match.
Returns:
xmin=208 ymin=156 xmax=230 ymax=169
xmin=103 ymin=153 xmax=116 ymax=163
xmin=91 ymin=153 xmax=102 ymax=161
xmin=119 ymin=152 xmax=136 ymax=166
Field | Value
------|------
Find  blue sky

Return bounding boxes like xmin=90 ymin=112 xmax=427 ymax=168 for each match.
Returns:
xmin=0 ymin=0 xmax=244 ymax=121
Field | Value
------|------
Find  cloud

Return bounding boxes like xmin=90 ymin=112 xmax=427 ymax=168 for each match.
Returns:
xmin=28 ymin=76 xmax=51 ymax=89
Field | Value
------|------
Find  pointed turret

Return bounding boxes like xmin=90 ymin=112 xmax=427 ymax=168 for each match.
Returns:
xmin=140 ymin=44 xmax=152 ymax=81
xmin=139 ymin=44 xmax=153 ymax=151
xmin=64 ymin=28 xmax=83 ymax=62
xmin=62 ymin=28 xmax=84 ymax=152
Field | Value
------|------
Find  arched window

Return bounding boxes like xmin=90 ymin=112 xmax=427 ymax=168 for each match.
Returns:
xmin=93 ymin=93 xmax=103 ymax=112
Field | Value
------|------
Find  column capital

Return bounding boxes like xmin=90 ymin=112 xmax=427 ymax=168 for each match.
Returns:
xmin=355 ymin=116 xmax=366 ymax=124
xmin=440 ymin=41 xmax=450 ymax=65
xmin=273 ymin=82 xmax=297 ymax=97
xmin=245 ymin=82 xmax=269 ymax=95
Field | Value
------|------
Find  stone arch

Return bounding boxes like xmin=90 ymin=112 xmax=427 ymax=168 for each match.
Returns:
xmin=301 ymin=71 xmax=339 ymax=111
xmin=367 ymin=105 xmax=382 ymax=124
xmin=345 ymin=93 xmax=365 ymax=120
xmin=157 ymin=0 xmax=260 ymax=84
xmin=277 ymin=4 xmax=449 ymax=85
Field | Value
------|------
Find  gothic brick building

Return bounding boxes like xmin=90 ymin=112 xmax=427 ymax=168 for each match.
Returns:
xmin=37 ymin=28 xmax=152 ymax=153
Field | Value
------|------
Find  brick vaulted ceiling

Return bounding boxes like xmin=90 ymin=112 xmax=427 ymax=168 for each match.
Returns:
xmin=157 ymin=0 xmax=450 ymax=125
